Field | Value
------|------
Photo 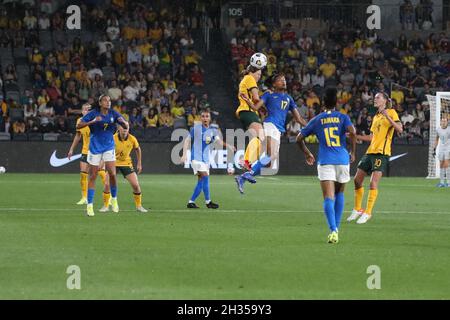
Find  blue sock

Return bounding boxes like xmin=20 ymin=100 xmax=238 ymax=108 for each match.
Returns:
xmin=110 ymin=185 xmax=117 ymax=198
xmin=323 ymin=198 xmax=337 ymax=232
xmin=87 ymin=189 xmax=95 ymax=204
xmin=334 ymin=192 xmax=345 ymax=230
xmin=251 ymin=155 xmax=271 ymax=176
xmin=190 ymin=178 xmax=203 ymax=202
xmin=202 ymin=176 xmax=210 ymax=202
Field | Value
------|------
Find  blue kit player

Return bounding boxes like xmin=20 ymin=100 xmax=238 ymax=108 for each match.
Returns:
xmin=181 ymin=109 xmax=235 ymax=209
xmin=236 ymin=73 xmax=307 ymax=193
xmin=76 ymin=94 xmax=129 ymax=216
xmin=296 ymin=88 xmax=356 ymax=244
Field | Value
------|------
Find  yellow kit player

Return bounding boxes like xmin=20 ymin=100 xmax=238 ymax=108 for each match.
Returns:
xmin=68 ymin=103 xmax=108 ymax=205
xmin=347 ymin=92 xmax=403 ymax=224
xmin=109 ymin=125 xmax=148 ymax=213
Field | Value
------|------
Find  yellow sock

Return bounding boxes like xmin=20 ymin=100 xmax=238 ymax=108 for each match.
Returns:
xmin=80 ymin=172 xmax=88 ymax=198
xmin=244 ymin=137 xmax=261 ymax=164
xmin=103 ymin=192 xmax=111 ymax=208
xmin=98 ymin=170 xmax=106 ymax=186
xmin=354 ymin=187 xmax=364 ymax=211
xmin=366 ymin=189 xmax=378 ymax=215
xmin=133 ymin=193 xmax=142 ymax=208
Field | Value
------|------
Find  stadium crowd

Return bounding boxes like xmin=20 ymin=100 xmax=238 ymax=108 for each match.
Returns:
xmin=0 ymin=0 xmax=214 ymax=137
xmin=230 ymin=18 xmax=450 ymax=143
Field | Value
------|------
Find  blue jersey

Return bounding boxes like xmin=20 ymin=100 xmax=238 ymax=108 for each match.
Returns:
xmin=190 ymin=124 xmax=218 ymax=164
xmin=261 ymin=92 xmax=297 ymax=133
xmin=301 ymin=111 xmax=353 ymax=165
xmin=82 ymin=109 xmax=124 ymax=154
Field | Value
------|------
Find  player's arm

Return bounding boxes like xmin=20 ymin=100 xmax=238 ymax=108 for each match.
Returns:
xmin=346 ymin=124 xmax=357 ymax=163
xmin=181 ymin=135 xmax=191 ymax=163
xmin=296 ymin=133 xmax=315 ymax=166
xmin=381 ymin=109 xmax=403 ymax=134
xmin=76 ymin=118 xmax=100 ymax=129
xmin=292 ymin=107 xmax=308 ymax=127
xmin=355 ymin=133 xmax=373 ymax=142
xmin=117 ymin=116 xmax=129 ymax=130
xmin=134 ymin=146 xmax=142 ymax=174
xmin=433 ymin=136 xmax=440 ymax=156
xmin=215 ymin=137 xmax=236 ymax=152
xmin=68 ymin=132 xmax=81 ymax=160
xmin=249 ymin=87 xmax=260 ymax=104
xmin=239 ymin=93 xmax=264 ymax=111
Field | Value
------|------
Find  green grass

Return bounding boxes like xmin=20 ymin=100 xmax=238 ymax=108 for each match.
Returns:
xmin=0 ymin=174 xmax=449 ymax=299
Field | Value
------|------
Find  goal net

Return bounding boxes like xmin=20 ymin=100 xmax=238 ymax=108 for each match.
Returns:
xmin=426 ymin=92 xmax=450 ymax=179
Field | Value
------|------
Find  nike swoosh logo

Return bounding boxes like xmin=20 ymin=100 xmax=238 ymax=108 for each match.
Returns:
xmin=389 ymin=153 xmax=408 ymax=162
xmin=50 ymin=151 xmax=82 ymax=167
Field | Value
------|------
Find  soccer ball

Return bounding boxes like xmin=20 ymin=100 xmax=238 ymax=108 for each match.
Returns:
xmin=0 ymin=166 xmax=6 ymax=174
xmin=227 ymin=164 xmax=235 ymax=175
xmin=250 ymin=52 xmax=267 ymax=69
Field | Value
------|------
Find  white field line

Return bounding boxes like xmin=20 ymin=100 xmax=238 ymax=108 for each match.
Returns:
xmin=0 ymin=207 xmax=447 ymax=215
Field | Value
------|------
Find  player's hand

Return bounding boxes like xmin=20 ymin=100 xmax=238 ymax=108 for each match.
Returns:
xmin=92 ymin=116 xmax=102 ymax=123
xmin=137 ymin=164 xmax=142 ymax=174
xmin=305 ymin=152 xmax=315 ymax=166
xmin=67 ymin=150 xmax=73 ymax=160
xmin=350 ymin=153 xmax=356 ymax=164
xmin=239 ymin=93 xmax=251 ymax=104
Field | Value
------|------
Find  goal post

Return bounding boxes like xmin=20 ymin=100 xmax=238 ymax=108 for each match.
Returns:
xmin=426 ymin=92 xmax=450 ymax=179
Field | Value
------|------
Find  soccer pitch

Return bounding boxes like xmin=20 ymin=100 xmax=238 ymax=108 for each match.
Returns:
xmin=0 ymin=174 xmax=449 ymax=299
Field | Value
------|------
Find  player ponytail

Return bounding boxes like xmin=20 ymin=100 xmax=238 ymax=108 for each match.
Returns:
xmin=241 ymin=65 xmax=261 ymax=77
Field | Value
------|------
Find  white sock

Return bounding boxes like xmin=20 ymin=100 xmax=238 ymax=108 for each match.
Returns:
xmin=446 ymin=168 xmax=450 ymax=184
xmin=189 ymin=200 xmax=195 ymax=204
xmin=205 ymin=200 xmax=211 ymax=204
xmin=440 ymin=169 xmax=446 ymax=184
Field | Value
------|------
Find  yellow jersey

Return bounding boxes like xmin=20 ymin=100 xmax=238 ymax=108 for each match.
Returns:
xmin=236 ymin=74 xmax=259 ymax=117
xmin=114 ymin=133 xmax=139 ymax=167
xmin=366 ymin=109 xmax=400 ymax=156
xmin=76 ymin=118 xmax=90 ymax=155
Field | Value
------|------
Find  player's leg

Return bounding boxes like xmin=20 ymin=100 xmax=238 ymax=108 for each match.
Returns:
xmin=357 ymin=155 xmax=387 ymax=224
xmin=104 ymin=150 xmax=119 ymax=213
xmin=99 ymin=170 xmax=111 ymax=212
xmin=188 ymin=173 xmax=203 ymax=208
xmin=444 ymin=156 xmax=450 ymax=186
xmin=437 ymin=156 xmax=448 ymax=186
xmin=357 ymin=171 xmax=382 ymax=224
xmin=242 ymin=115 xmax=264 ymax=170
xmin=86 ymin=151 xmax=102 ymax=216
xmin=348 ymin=154 xmax=370 ymax=221
xmin=318 ymin=165 xmax=338 ymax=243
xmin=125 ymin=170 xmax=148 ymax=212
xmin=77 ymin=157 xmax=88 ymax=205
xmin=334 ymin=164 xmax=350 ymax=231
xmin=202 ymin=171 xmax=218 ymax=209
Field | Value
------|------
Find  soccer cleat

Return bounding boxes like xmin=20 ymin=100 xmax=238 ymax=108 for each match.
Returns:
xmin=136 ymin=206 xmax=148 ymax=213
xmin=99 ymin=206 xmax=110 ymax=213
xmin=327 ymin=231 xmax=339 ymax=244
xmin=356 ymin=213 xmax=372 ymax=224
xmin=347 ymin=209 xmax=364 ymax=222
xmin=111 ymin=198 xmax=119 ymax=213
xmin=86 ymin=204 xmax=95 ymax=217
xmin=187 ymin=202 xmax=199 ymax=209
xmin=235 ymin=175 xmax=245 ymax=194
xmin=206 ymin=202 xmax=219 ymax=209
xmin=242 ymin=172 xmax=257 ymax=184
xmin=76 ymin=198 xmax=87 ymax=205
xmin=436 ymin=183 xmax=446 ymax=188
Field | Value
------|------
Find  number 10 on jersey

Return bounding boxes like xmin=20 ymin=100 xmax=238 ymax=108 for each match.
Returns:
xmin=324 ymin=127 xmax=341 ymax=147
